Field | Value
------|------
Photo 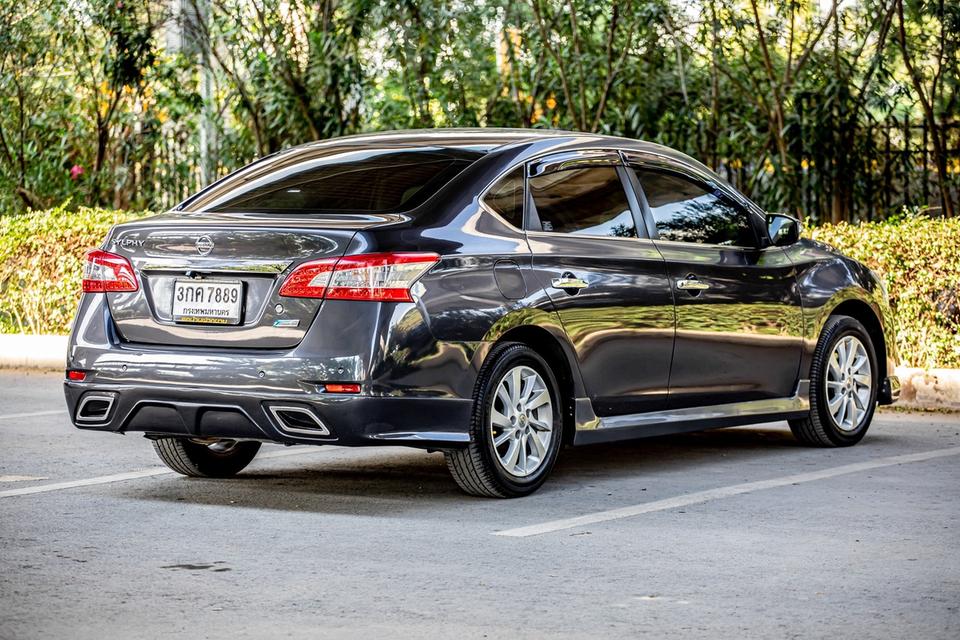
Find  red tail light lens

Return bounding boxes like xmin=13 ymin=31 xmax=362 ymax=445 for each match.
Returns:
xmin=277 ymin=258 xmax=338 ymax=298
xmin=323 ymin=383 xmax=361 ymax=394
xmin=82 ymin=249 xmax=139 ymax=293
xmin=279 ymin=252 xmax=439 ymax=301
xmin=66 ymin=370 xmax=87 ymax=381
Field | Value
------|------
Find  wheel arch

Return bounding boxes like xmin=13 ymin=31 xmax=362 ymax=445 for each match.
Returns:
xmin=828 ymin=299 xmax=888 ymax=379
xmin=489 ymin=324 xmax=584 ymax=446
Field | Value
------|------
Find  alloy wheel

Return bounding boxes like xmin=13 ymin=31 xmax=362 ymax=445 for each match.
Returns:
xmin=489 ymin=365 xmax=554 ymax=477
xmin=825 ymin=335 xmax=872 ymax=432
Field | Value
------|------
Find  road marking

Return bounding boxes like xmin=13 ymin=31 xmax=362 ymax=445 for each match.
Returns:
xmin=0 ymin=410 xmax=67 ymax=421
xmin=0 ymin=475 xmax=49 ymax=482
xmin=0 ymin=446 xmax=336 ymax=499
xmin=494 ymin=446 xmax=960 ymax=538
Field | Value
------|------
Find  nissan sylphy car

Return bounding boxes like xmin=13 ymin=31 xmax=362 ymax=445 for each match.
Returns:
xmin=65 ymin=129 xmax=899 ymax=497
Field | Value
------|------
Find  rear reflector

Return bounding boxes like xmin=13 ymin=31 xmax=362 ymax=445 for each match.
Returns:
xmin=279 ymin=252 xmax=439 ymax=302
xmin=82 ymin=249 xmax=138 ymax=293
xmin=67 ymin=370 xmax=87 ymax=381
xmin=323 ymin=383 xmax=361 ymax=394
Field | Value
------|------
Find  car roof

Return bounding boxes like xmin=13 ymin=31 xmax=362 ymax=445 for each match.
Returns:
xmin=295 ymin=128 xmax=718 ymax=178
xmin=294 ymin=128 xmax=662 ymax=154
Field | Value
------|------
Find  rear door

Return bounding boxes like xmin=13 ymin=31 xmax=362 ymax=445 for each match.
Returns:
xmin=625 ymin=154 xmax=804 ymax=409
xmin=525 ymin=151 xmax=675 ymax=416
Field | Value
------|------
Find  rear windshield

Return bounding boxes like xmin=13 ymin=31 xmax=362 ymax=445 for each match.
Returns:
xmin=179 ymin=147 xmax=483 ymax=214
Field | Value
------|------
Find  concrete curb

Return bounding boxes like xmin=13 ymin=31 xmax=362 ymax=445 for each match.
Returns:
xmin=0 ymin=334 xmax=957 ymax=411
xmin=895 ymin=367 xmax=960 ymax=412
xmin=0 ymin=334 xmax=67 ymax=370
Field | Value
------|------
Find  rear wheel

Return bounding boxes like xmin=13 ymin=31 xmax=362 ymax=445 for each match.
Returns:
xmin=789 ymin=315 xmax=878 ymax=447
xmin=152 ymin=437 xmax=261 ymax=477
xmin=445 ymin=343 xmax=563 ymax=498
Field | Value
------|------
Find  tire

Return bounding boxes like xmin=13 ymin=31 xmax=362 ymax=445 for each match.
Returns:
xmin=789 ymin=315 xmax=879 ymax=447
xmin=152 ymin=437 xmax=261 ymax=478
xmin=444 ymin=342 xmax=564 ymax=498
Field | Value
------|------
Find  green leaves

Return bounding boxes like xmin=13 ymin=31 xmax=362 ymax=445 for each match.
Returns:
xmin=0 ymin=205 xmax=149 ymax=335
xmin=811 ymin=215 xmax=960 ymax=369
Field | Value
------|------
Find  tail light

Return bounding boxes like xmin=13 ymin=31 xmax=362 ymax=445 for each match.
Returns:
xmin=323 ymin=383 xmax=361 ymax=394
xmin=82 ymin=249 xmax=139 ymax=293
xmin=279 ymin=252 xmax=439 ymax=302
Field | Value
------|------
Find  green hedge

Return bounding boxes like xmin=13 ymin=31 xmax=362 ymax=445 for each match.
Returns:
xmin=0 ymin=205 xmax=149 ymax=334
xmin=2 ymin=207 xmax=958 ymax=368
xmin=811 ymin=216 xmax=960 ymax=370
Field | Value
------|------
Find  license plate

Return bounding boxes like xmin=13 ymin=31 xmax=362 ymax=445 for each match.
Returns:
xmin=172 ymin=280 xmax=243 ymax=325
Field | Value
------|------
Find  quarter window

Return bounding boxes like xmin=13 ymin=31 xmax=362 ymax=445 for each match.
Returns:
xmin=633 ymin=169 xmax=756 ymax=247
xmin=529 ymin=167 xmax=637 ymax=238
xmin=482 ymin=167 xmax=525 ymax=228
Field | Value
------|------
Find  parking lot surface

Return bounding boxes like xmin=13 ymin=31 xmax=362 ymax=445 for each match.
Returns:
xmin=1 ymin=370 xmax=958 ymax=639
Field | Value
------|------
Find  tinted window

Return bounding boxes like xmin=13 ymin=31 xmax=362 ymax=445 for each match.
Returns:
xmin=634 ymin=169 xmax=756 ymax=246
xmin=483 ymin=167 xmax=525 ymax=228
xmin=183 ymin=148 xmax=482 ymax=214
xmin=529 ymin=167 xmax=637 ymax=238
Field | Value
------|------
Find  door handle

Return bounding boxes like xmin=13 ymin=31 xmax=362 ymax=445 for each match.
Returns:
xmin=551 ymin=274 xmax=589 ymax=291
xmin=676 ymin=277 xmax=711 ymax=292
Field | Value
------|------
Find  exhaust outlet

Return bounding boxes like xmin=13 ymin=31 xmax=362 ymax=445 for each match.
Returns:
xmin=76 ymin=394 xmax=116 ymax=423
xmin=268 ymin=406 xmax=331 ymax=436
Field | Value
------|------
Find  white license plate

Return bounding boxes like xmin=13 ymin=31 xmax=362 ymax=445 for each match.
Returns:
xmin=172 ymin=280 xmax=243 ymax=325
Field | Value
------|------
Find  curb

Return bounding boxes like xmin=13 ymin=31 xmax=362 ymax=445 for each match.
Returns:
xmin=0 ymin=334 xmax=957 ymax=411
xmin=0 ymin=334 xmax=67 ymax=370
xmin=895 ymin=367 xmax=960 ymax=412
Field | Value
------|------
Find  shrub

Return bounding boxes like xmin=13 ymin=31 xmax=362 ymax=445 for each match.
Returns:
xmin=0 ymin=204 xmax=150 ymax=334
xmin=1 ymin=206 xmax=957 ymax=369
xmin=810 ymin=216 xmax=960 ymax=369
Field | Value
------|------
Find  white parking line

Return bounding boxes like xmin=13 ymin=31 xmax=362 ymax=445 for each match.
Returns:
xmin=0 ymin=410 xmax=67 ymax=421
xmin=494 ymin=446 xmax=960 ymax=538
xmin=0 ymin=446 xmax=336 ymax=499
xmin=0 ymin=475 xmax=49 ymax=482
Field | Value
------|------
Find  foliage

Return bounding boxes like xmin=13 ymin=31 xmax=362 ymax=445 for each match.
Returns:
xmin=0 ymin=204 xmax=149 ymax=334
xmin=0 ymin=1 xmax=957 ymax=220
xmin=2 ymin=205 xmax=957 ymax=371
xmin=811 ymin=215 xmax=960 ymax=369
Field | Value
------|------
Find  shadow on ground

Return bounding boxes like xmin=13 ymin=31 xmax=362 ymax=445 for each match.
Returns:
xmin=112 ymin=424 xmax=904 ymax=517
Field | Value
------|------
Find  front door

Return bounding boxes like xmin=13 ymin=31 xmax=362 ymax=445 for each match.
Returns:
xmin=627 ymin=159 xmax=804 ymax=409
xmin=525 ymin=151 xmax=675 ymax=416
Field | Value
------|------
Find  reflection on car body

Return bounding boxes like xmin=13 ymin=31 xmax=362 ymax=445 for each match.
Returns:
xmin=65 ymin=129 xmax=900 ymax=497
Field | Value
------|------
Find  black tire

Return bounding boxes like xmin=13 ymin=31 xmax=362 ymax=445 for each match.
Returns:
xmin=789 ymin=315 xmax=879 ymax=447
xmin=152 ymin=437 xmax=261 ymax=478
xmin=444 ymin=342 xmax=564 ymax=498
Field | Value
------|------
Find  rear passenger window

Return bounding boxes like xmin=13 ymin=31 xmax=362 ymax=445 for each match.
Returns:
xmin=633 ymin=169 xmax=756 ymax=247
xmin=529 ymin=167 xmax=637 ymax=238
xmin=482 ymin=167 xmax=525 ymax=229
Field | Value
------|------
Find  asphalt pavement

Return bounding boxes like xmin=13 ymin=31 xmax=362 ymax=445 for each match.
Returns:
xmin=1 ymin=369 xmax=958 ymax=639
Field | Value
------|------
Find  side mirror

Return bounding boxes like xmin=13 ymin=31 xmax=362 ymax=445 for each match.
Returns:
xmin=766 ymin=213 xmax=800 ymax=247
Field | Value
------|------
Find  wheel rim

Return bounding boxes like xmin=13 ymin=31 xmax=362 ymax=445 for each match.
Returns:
xmin=825 ymin=335 xmax=872 ymax=432
xmin=489 ymin=365 xmax=554 ymax=478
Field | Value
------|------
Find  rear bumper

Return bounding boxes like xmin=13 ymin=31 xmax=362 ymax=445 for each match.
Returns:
xmin=64 ymin=381 xmax=473 ymax=448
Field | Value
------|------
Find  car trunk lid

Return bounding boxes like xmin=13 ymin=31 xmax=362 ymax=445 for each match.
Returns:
xmin=102 ymin=211 xmax=401 ymax=349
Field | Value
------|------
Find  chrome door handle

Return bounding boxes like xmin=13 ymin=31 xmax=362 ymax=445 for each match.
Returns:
xmin=676 ymin=278 xmax=711 ymax=291
xmin=551 ymin=275 xmax=589 ymax=290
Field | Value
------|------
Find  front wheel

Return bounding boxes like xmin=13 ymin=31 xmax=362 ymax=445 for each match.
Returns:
xmin=789 ymin=315 xmax=879 ymax=447
xmin=152 ymin=437 xmax=261 ymax=477
xmin=445 ymin=343 xmax=563 ymax=498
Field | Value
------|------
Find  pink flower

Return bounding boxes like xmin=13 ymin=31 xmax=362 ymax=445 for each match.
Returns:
xmin=70 ymin=165 xmax=84 ymax=180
